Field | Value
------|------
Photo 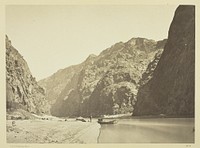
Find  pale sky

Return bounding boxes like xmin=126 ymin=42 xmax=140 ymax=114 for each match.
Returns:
xmin=6 ymin=5 xmax=178 ymax=80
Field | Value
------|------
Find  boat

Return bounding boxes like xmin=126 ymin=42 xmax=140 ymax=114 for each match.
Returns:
xmin=97 ymin=118 xmax=117 ymax=124
xmin=76 ymin=117 xmax=86 ymax=122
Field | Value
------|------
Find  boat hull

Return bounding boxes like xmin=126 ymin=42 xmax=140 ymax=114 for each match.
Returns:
xmin=98 ymin=120 xmax=117 ymax=124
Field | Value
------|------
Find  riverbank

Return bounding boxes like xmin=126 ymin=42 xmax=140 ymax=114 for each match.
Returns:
xmin=7 ymin=119 xmax=101 ymax=143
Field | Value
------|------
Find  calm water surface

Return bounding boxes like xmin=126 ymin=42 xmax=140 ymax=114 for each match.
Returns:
xmin=98 ymin=118 xmax=194 ymax=143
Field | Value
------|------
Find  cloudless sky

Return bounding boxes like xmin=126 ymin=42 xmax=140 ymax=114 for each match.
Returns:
xmin=6 ymin=5 xmax=178 ymax=80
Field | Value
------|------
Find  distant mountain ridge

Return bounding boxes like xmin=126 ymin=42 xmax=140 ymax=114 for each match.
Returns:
xmin=39 ymin=37 xmax=166 ymax=117
xmin=38 ymin=64 xmax=82 ymax=105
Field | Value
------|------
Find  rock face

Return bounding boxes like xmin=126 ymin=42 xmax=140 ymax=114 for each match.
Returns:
xmin=138 ymin=48 xmax=163 ymax=89
xmin=38 ymin=65 xmax=83 ymax=105
xmin=40 ymin=37 xmax=166 ymax=117
xmin=6 ymin=36 xmax=50 ymax=114
xmin=133 ymin=6 xmax=195 ymax=117
xmin=38 ymin=54 xmax=97 ymax=106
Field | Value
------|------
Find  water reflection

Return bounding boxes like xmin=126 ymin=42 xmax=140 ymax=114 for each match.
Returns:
xmin=98 ymin=118 xmax=194 ymax=143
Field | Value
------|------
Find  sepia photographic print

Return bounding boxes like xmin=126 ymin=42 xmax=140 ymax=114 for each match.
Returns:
xmin=0 ymin=0 xmax=199 ymax=148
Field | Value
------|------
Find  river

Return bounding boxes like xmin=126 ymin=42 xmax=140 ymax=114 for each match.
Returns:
xmin=98 ymin=118 xmax=194 ymax=143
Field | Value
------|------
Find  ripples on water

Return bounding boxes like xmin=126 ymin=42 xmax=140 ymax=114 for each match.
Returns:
xmin=98 ymin=118 xmax=194 ymax=143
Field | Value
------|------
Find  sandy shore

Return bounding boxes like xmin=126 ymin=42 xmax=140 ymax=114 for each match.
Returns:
xmin=7 ymin=119 xmax=101 ymax=144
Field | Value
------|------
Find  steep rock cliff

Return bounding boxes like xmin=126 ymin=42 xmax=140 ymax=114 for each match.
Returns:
xmin=6 ymin=36 xmax=50 ymax=115
xmin=133 ymin=5 xmax=195 ymax=116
